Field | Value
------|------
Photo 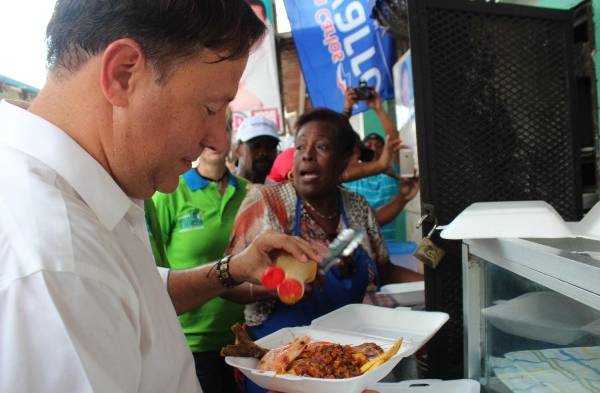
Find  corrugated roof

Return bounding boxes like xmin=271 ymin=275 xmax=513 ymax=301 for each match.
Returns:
xmin=0 ymin=74 xmax=40 ymax=93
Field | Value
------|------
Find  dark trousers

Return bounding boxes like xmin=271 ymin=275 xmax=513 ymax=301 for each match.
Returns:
xmin=193 ymin=351 xmax=239 ymax=393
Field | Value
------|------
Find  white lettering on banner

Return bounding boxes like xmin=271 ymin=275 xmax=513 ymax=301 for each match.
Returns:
xmin=334 ymin=1 xmax=365 ymax=32
xmin=330 ymin=0 xmax=382 ymax=90
xmin=315 ymin=8 xmax=345 ymax=63
xmin=331 ymin=0 xmax=344 ymax=10
xmin=343 ymin=25 xmax=370 ymax=56
xmin=351 ymin=47 xmax=375 ymax=75
xmin=361 ymin=67 xmax=382 ymax=90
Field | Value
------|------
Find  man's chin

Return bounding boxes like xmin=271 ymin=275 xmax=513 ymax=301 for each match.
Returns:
xmin=252 ymin=165 xmax=272 ymax=179
xmin=154 ymin=174 xmax=180 ymax=194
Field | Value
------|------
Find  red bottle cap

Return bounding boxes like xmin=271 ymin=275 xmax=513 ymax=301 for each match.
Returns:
xmin=261 ymin=266 xmax=285 ymax=289
xmin=277 ymin=278 xmax=304 ymax=305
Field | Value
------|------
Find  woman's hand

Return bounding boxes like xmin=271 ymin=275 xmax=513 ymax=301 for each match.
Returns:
xmin=343 ymin=87 xmax=359 ymax=114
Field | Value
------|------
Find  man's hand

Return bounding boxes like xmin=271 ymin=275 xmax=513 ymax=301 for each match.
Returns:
xmin=343 ymin=87 xmax=359 ymax=114
xmin=378 ymin=135 xmax=402 ymax=172
xmin=229 ymin=231 xmax=324 ymax=284
xmin=399 ymin=176 xmax=420 ymax=202
xmin=365 ymin=90 xmax=382 ymax=111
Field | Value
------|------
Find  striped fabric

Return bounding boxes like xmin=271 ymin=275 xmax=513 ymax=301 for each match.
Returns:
xmin=492 ymin=346 xmax=600 ymax=392
xmin=343 ymin=173 xmax=400 ymax=241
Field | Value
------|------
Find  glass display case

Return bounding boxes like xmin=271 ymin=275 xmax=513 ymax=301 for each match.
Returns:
xmin=463 ymin=238 xmax=600 ymax=392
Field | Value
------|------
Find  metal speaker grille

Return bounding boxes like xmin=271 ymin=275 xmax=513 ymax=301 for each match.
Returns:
xmin=426 ymin=8 xmax=579 ymax=223
xmin=421 ymin=240 xmax=463 ymax=379
xmin=408 ymin=2 xmax=588 ymax=379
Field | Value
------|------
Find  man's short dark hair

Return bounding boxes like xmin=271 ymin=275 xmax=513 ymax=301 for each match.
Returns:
xmin=363 ymin=132 xmax=385 ymax=145
xmin=294 ymin=108 xmax=355 ymax=160
xmin=46 ymin=0 xmax=266 ymax=81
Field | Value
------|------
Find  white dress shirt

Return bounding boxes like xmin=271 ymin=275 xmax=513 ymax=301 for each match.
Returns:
xmin=0 ymin=101 xmax=201 ymax=393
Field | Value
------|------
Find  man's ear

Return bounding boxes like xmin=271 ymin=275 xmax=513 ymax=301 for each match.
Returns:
xmin=100 ymin=38 xmax=146 ymax=107
xmin=234 ymin=142 xmax=242 ymax=159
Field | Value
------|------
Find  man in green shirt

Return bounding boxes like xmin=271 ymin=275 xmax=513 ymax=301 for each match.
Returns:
xmin=151 ymin=138 xmax=248 ymax=393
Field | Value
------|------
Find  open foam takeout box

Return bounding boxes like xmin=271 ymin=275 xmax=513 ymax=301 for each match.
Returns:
xmin=440 ymin=200 xmax=600 ymax=240
xmin=225 ymin=304 xmax=449 ymax=393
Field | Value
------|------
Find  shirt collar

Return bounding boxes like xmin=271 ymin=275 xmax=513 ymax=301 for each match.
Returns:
xmin=183 ymin=168 xmax=238 ymax=191
xmin=0 ymin=100 xmax=134 ymax=230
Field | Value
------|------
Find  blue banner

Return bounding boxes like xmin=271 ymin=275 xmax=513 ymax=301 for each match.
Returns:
xmin=284 ymin=0 xmax=395 ymax=114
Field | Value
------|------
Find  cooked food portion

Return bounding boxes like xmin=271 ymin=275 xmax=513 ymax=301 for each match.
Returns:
xmin=257 ymin=335 xmax=310 ymax=373
xmin=360 ymin=338 xmax=403 ymax=374
xmin=221 ymin=324 xmax=402 ymax=379
xmin=220 ymin=324 xmax=268 ymax=359
xmin=288 ymin=342 xmax=365 ymax=378
xmin=351 ymin=342 xmax=385 ymax=358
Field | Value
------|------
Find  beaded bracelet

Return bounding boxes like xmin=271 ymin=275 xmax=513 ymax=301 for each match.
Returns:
xmin=215 ymin=255 xmax=241 ymax=288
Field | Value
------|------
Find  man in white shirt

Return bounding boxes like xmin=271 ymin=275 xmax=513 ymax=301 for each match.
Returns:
xmin=0 ymin=1 xmax=320 ymax=392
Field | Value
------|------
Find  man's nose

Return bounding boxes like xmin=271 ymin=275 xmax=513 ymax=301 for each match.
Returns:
xmin=301 ymin=145 xmax=316 ymax=161
xmin=202 ymin=116 xmax=229 ymax=154
xmin=257 ymin=145 xmax=272 ymax=157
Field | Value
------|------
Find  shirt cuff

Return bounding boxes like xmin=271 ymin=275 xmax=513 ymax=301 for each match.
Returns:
xmin=156 ymin=266 xmax=170 ymax=287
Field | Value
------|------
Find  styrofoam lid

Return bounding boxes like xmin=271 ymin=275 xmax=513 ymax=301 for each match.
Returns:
xmin=440 ymin=201 xmax=574 ymax=240
xmin=371 ymin=379 xmax=480 ymax=393
xmin=380 ymin=281 xmax=424 ymax=295
xmin=310 ymin=304 xmax=448 ymax=356
xmin=576 ymin=201 xmax=600 ymax=240
xmin=379 ymin=282 xmax=425 ymax=306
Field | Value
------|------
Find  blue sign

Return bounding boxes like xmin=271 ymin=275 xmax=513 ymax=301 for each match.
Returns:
xmin=284 ymin=0 xmax=395 ymax=114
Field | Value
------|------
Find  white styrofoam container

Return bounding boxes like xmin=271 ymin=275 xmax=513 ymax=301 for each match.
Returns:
xmin=576 ymin=201 xmax=600 ymax=240
xmin=440 ymin=201 xmax=573 ymax=240
xmin=483 ymin=291 xmax=600 ymax=345
xmin=379 ymin=282 xmax=425 ymax=306
xmin=225 ymin=304 xmax=449 ymax=393
xmin=439 ymin=200 xmax=600 ymax=241
xmin=371 ymin=379 xmax=480 ymax=393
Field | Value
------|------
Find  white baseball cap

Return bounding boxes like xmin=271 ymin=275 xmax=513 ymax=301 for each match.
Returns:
xmin=237 ymin=116 xmax=280 ymax=143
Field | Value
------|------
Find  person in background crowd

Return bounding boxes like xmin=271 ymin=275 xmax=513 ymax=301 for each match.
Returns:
xmin=235 ymin=116 xmax=280 ymax=184
xmin=151 ymin=120 xmax=248 ymax=393
xmin=265 ymin=146 xmax=294 ymax=184
xmin=363 ymin=132 xmax=386 ymax=162
xmin=342 ymin=88 xmax=419 ymax=241
xmin=266 ymin=131 xmax=401 ymax=185
xmin=227 ymin=108 xmax=422 ymax=393
xmin=0 ymin=2 xmax=321 ymax=392
xmin=265 ymin=132 xmax=417 ymax=232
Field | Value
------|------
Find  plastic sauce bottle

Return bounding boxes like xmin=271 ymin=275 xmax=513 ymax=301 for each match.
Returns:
xmin=261 ymin=254 xmax=317 ymax=305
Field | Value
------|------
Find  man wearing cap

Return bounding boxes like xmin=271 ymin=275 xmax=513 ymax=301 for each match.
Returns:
xmin=235 ymin=116 xmax=280 ymax=184
xmin=363 ymin=132 xmax=386 ymax=161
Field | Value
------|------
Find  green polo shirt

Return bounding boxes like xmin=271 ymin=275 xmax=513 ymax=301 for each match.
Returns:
xmin=151 ymin=168 xmax=249 ymax=353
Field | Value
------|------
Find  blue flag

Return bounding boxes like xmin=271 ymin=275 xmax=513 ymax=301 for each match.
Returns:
xmin=284 ymin=0 xmax=395 ymax=113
